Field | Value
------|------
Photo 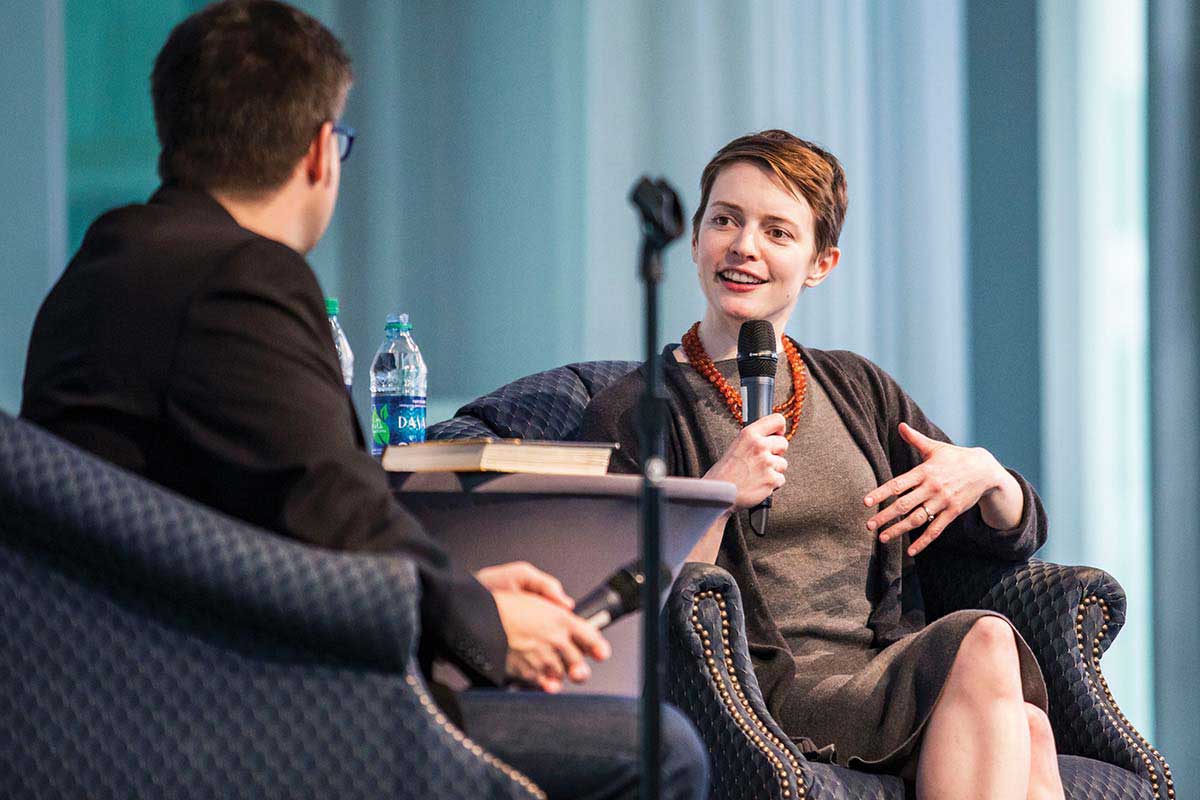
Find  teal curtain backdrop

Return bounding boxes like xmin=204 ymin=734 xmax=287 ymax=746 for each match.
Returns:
xmin=334 ymin=0 xmax=973 ymax=446
xmin=1148 ymin=0 xmax=1200 ymax=791
xmin=0 ymin=2 xmax=65 ymax=419
xmin=1038 ymin=0 xmax=1156 ymax=762
xmin=65 ymin=1 xmax=211 ymax=251
xmin=2 ymin=0 xmax=1187 ymax=790
xmin=6 ymin=0 xmax=973 ymax=441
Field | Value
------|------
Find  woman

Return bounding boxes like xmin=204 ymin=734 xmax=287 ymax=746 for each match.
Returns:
xmin=581 ymin=130 xmax=1064 ymax=799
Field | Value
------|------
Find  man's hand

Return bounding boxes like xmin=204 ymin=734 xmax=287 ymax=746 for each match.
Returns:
xmin=703 ymin=413 xmax=789 ymax=508
xmin=476 ymin=561 xmax=574 ymax=610
xmin=492 ymin=590 xmax=612 ymax=693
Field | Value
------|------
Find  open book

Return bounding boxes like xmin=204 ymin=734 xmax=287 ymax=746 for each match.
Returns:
xmin=381 ymin=438 xmax=617 ymax=476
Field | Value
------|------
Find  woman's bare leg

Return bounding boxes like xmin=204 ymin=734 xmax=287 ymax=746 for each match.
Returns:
xmin=915 ymin=617 xmax=1031 ymax=799
xmin=1024 ymin=704 xmax=1066 ymax=800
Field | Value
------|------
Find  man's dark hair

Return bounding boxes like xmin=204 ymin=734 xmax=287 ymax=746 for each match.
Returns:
xmin=151 ymin=0 xmax=353 ymax=193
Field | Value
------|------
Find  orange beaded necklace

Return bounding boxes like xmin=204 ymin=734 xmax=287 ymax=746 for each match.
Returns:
xmin=680 ymin=321 xmax=806 ymax=440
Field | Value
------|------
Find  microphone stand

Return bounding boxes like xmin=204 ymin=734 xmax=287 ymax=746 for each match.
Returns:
xmin=628 ymin=177 xmax=684 ymax=800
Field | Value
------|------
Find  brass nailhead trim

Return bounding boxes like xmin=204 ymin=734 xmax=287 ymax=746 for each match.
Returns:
xmin=405 ymin=674 xmax=547 ymax=800
xmin=692 ymin=590 xmax=806 ymax=799
xmin=1077 ymin=595 xmax=1173 ymax=800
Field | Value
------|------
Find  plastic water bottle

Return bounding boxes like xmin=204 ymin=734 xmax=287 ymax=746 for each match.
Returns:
xmin=326 ymin=297 xmax=354 ymax=395
xmin=370 ymin=313 xmax=427 ymax=456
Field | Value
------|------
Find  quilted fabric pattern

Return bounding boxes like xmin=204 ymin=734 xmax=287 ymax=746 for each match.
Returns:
xmin=0 ymin=413 xmax=540 ymax=799
xmin=1059 ymin=755 xmax=1156 ymax=800
xmin=0 ymin=414 xmax=417 ymax=670
xmin=428 ymin=360 xmax=637 ymax=441
xmin=918 ymin=552 xmax=1170 ymax=797
xmin=804 ymin=763 xmax=907 ymax=800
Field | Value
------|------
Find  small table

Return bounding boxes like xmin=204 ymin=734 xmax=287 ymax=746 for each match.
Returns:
xmin=390 ymin=471 xmax=735 ymax=696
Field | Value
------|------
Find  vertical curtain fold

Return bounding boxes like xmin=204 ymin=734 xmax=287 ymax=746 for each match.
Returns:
xmin=1148 ymin=0 xmax=1200 ymax=794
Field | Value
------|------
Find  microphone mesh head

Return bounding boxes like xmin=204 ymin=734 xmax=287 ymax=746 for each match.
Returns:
xmin=609 ymin=562 xmax=675 ymax=616
xmin=737 ymin=320 xmax=777 ymax=379
xmin=609 ymin=568 xmax=643 ymax=614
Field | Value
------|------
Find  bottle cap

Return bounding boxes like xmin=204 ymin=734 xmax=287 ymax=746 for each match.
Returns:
xmin=385 ymin=312 xmax=412 ymax=332
xmin=325 ymin=297 xmax=339 ymax=316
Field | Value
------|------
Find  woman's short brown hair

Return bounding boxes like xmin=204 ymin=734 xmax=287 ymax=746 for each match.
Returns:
xmin=152 ymin=0 xmax=353 ymax=193
xmin=692 ymin=130 xmax=848 ymax=256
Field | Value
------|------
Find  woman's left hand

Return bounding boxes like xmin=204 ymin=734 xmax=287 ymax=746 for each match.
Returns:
xmin=862 ymin=422 xmax=1018 ymax=557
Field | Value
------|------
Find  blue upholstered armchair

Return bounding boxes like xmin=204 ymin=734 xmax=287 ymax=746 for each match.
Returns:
xmin=0 ymin=412 xmax=544 ymax=800
xmin=429 ymin=361 xmax=1173 ymax=800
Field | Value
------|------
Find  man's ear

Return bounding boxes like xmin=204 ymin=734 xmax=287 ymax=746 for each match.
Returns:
xmin=804 ymin=246 xmax=840 ymax=287
xmin=303 ymin=121 xmax=334 ymax=185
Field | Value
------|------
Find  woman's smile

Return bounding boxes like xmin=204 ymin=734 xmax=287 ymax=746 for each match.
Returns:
xmin=717 ymin=267 xmax=768 ymax=291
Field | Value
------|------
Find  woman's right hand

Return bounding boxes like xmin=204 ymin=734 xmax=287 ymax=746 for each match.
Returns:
xmin=704 ymin=412 xmax=789 ymax=508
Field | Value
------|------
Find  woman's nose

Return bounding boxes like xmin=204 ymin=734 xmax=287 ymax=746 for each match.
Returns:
xmin=730 ymin=227 xmax=760 ymax=260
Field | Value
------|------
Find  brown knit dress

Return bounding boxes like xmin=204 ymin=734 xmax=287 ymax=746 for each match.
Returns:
xmin=596 ymin=352 xmax=1049 ymax=775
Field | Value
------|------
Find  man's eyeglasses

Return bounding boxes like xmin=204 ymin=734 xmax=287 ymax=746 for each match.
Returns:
xmin=332 ymin=124 xmax=355 ymax=162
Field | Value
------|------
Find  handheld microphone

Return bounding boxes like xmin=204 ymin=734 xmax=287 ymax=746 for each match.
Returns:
xmin=737 ymin=320 xmax=778 ymax=537
xmin=575 ymin=560 xmax=673 ymax=629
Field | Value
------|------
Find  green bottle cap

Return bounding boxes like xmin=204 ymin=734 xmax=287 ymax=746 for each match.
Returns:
xmin=325 ymin=297 xmax=339 ymax=316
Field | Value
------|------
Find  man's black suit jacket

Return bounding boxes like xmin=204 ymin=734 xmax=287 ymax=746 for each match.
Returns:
xmin=21 ymin=184 xmax=507 ymax=684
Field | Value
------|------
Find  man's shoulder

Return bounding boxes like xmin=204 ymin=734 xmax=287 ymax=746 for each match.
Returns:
xmin=26 ymin=189 xmax=321 ymax=399
xmin=89 ymin=187 xmax=244 ymax=245
xmin=101 ymin=188 xmax=296 ymax=250
xmin=80 ymin=190 xmax=312 ymax=301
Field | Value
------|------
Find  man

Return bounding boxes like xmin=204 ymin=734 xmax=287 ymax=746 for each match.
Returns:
xmin=21 ymin=3 xmax=707 ymax=798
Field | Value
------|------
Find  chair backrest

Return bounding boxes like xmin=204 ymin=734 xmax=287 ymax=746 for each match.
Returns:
xmin=428 ymin=360 xmax=639 ymax=441
xmin=0 ymin=412 xmax=538 ymax=799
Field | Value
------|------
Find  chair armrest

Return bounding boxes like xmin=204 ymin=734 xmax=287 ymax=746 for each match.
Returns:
xmin=918 ymin=554 xmax=1172 ymax=798
xmin=429 ymin=415 xmax=496 ymax=440
xmin=665 ymin=563 xmax=809 ymax=800
xmin=0 ymin=414 xmax=418 ymax=672
xmin=665 ymin=564 xmax=908 ymax=800
xmin=426 ymin=360 xmax=639 ymax=442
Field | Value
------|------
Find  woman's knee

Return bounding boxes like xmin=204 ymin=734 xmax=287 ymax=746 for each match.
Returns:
xmin=1025 ymin=704 xmax=1057 ymax=753
xmin=947 ymin=616 xmax=1023 ymax=701
xmin=962 ymin=615 xmax=1017 ymax=652
xmin=959 ymin=617 xmax=1019 ymax=666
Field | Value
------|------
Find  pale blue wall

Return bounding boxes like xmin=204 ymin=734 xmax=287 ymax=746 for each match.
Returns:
xmin=0 ymin=2 xmax=65 ymax=415
xmin=299 ymin=1 xmax=975 ymax=438
xmin=321 ymin=0 xmax=590 ymax=426
xmin=967 ymin=0 xmax=1042 ymax=489
xmin=65 ymin=1 xmax=208 ymax=251
xmin=1038 ymin=0 xmax=1158 ymax=755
